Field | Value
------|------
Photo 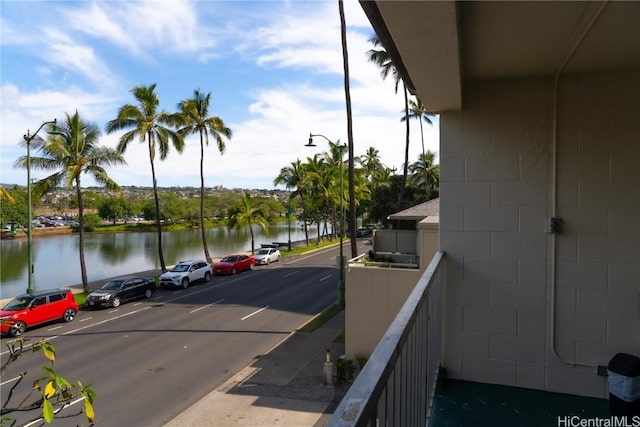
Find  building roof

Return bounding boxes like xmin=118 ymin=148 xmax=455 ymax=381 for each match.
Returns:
xmin=359 ymin=1 xmax=640 ymax=113
xmin=387 ymin=198 xmax=439 ymax=221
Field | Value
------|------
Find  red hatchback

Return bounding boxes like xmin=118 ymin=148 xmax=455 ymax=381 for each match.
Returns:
xmin=0 ymin=289 xmax=79 ymax=337
xmin=213 ymin=254 xmax=255 ymax=275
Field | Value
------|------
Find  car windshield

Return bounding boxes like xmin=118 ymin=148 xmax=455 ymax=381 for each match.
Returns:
xmin=171 ymin=264 xmax=190 ymax=272
xmin=101 ymin=280 xmax=124 ymax=290
xmin=3 ymin=296 xmax=33 ymax=311
xmin=221 ymin=256 xmax=238 ymax=263
xmin=256 ymin=249 xmax=270 ymax=255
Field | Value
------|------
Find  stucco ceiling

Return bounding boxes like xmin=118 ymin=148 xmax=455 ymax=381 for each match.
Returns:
xmin=361 ymin=1 xmax=640 ymax=113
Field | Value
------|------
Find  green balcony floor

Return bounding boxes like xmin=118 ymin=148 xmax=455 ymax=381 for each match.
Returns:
xmin=431 ymin=378 xmax=610 ymax=427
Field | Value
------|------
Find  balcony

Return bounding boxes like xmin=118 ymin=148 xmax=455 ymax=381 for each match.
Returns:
xmin=330 ymin=251 xmax=611 ymax=426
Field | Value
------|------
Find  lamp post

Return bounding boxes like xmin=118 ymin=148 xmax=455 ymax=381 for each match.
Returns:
xmin=306 ymin=133 xmax=347 ymax=307
xmin=287 ymin=189 xmax=292 ymax=251
xmin=23 ymin=119 xmax=57 ymax=294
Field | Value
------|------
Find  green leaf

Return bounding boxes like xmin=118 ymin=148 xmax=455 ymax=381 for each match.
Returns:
xmin=43 ymin=398 xmax=54 ymax=423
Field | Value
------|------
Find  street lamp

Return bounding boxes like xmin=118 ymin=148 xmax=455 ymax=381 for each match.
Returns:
xmin=306 ymin=133 xmax=347 ymax=307
xmin=23 ymin=118 xmax=58 ymax=294
xmin=287 ymin=190 xmax=292 ymax=251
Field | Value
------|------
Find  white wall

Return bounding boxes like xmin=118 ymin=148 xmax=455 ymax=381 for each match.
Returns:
xmin=439 ymin=71 xmax=640 ymax=398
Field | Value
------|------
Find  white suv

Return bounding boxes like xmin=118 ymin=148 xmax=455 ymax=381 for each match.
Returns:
xmin=160 ymin=260 xmax=212 ymax=289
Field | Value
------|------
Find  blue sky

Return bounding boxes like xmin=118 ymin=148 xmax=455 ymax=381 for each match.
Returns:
xmin=1 ymin=0 xmax=439 ymax=190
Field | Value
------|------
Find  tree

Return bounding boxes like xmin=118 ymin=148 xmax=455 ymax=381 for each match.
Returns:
xmin=338 ymin=0 xmax=357 ymax=259
xmin=15 ymin=111 xmax=125 ymax=293
xmin=106 ymin=84 xmax=184 ymax=273
xmin=99 ymin=196 xmax=133 ymax=225
xmin=0 ymin=187 xmax=27 ymax=227
xmin=409 ymin=150 xmax=439 ymax=200
xmin=177 ymin=89 xmax=232 ymax=263
xmin=401 ymin=96 xmax=434 ymax=160
xmin=367 ymin=35 xmax=411 ymax=207
xmin=1 ymin=339 xmax=96 ymax=425
xmin=274 ymin=160 xmax=311 ymax=246
xmin=227 ymin=192 xmax=268 ymax=255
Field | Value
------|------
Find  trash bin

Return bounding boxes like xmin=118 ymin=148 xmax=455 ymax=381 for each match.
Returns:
xmin=608 ymin=353 xmax=640 ymax=416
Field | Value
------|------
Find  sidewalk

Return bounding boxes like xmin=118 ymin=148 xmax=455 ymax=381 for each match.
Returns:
xmin=164 ymin=309 xmax=348 ymax=427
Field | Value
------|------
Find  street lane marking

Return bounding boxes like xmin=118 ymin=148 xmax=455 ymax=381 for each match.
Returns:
xmin=1 ymin=376 xmax=20 ymax=386
xmin=79 ymin=317 xmax=93 ymax=322
xmin=241 ymin=305 xmax=269 ymax=321
xmin=283 ymin=271 xmax=298 ymax=278
xmin=190 ymin=299 xmax=225 ymax=313
xmin=319 ymin=274 xmax=333 ymax=282
xmin=24 ymin=396 xmax=85 ymax=427
xmin=47 ymin=326 xmax=63 ymax=332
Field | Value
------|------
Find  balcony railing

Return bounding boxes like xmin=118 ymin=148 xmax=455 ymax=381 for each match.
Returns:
xmin=329 ymin=251 xmax=445 ymax=427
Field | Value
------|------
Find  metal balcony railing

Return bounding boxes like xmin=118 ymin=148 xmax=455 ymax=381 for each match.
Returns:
xmin=329 ymin=251 xmax=445 ymax=427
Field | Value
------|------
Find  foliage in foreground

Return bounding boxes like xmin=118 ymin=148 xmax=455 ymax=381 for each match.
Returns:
xmin=1 ymin=339 xmax=96 ymax=426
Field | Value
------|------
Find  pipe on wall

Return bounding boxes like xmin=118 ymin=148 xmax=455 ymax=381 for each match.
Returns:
xmin=549 ymin=1 xmax=609 ymax=368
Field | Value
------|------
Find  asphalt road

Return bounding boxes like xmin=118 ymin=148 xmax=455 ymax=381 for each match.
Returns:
xmin=0 ymin=241 xmax=368 ymax=426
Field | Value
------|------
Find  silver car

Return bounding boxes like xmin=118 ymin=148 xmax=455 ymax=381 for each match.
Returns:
xmin=159 ymin=260 xmax=212 ymax=289
xmin=254 ymin=248 xmax=281 ymax=265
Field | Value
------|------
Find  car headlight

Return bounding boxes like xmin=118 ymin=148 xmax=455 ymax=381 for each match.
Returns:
xmin=100 ymin=295 xmax=111 ymax=300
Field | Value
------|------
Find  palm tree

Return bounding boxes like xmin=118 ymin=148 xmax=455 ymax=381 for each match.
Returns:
xmin=367 ymin=35 xmax=411 ymax=207
xmin=177 ymin=89 xmax=232 ymax=264
xmin=338 ymin=0 xmax=357 ymax=259
xmin=227 ymin=192 xmax=269 ymax=255
xmin=106 ymin=84 xmax=183 ymax=273
xmin=401 ymin=96 xmax=434 ymax=160
xmin=409 ymin=150 xmax=439 ymax=199
xmin=0 ymin=188 xmax=15 ymax=205
xmin=274 ymin=160 xmax=311 ymax=245
xmin=15 ymin=111 xmax=125 ymax=293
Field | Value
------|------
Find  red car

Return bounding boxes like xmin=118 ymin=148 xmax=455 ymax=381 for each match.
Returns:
xmin=1 ymin=289 xmax=79 ymax=337
xmin=213 ymin=254 xmax=255 ymax=275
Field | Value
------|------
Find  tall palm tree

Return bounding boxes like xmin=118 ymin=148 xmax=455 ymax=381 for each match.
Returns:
xmin=274 ymin=160 xmax=310 ymax=245
xmin=305 ymin=153 xmax=330 ymax=244
xmin=16 ymin=111 xmax=125 ymax=293
xmin=367 ymin=35 xmax=411 ymax=207
xmin=401 ymin=96 xmax=434 ymax=160
xmin=227 ymin=192 xmax=269 ymax=255
xmin=106 ymin=84 xmax=183 ymax=273
xmin=177 ymin=89 xmax=232 ymax=264
xmin=338 ymin=0 xmax=357 ymax=259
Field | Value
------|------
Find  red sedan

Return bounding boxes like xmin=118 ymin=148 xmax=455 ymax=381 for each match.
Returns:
xmin=213 ymin=254 xmax=255 ymax=275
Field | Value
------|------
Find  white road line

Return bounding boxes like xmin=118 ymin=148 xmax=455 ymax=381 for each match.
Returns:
xmin=283 ymin=271 xmax=299 ymax=278
xmin=241 ymin=306 xmax=269 ymax=321
xmin=79 ymin=317 xmax=93 ymax=322
xmin=23 ymin=396 xmax=86 ymax=427
xmin=190 ymin=299 xmax=224 ymax=314
xmin=319 ymin=274 xmax=333 ymax=282
xmin=47 ymin=326 xmax=63 ymax=332
xmin=1 ymin=376 xmax=21 ymax=386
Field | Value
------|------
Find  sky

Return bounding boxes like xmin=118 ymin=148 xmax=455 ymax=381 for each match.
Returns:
xmin=0 ymin=0 xmax=439 ymax=190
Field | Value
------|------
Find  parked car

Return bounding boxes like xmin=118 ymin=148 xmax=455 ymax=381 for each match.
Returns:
xmin=213 ymin=254 xmax=255 ymax=275
xmin=159 ymin=260 xmax=212 ymax=289
xmin=86 ymin=276 xmax=156 ymax=308
xmin=0 ymin=289 xmax=79 ymax=337
xmin=254 ymin=248 xmax=281 ymax=265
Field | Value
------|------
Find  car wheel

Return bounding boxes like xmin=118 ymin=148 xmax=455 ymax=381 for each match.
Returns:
xmin=111 ymin=296 xmax=121 ymax=308
xmin=266 ymin=259 xmax=270 ymax=265
xmin=231 ymin=267 xmax=237 ymax=275
xmin=10 ymin=321 xmax=26 ymax=337
xmin=145 ymin=289 xmax=153 ymax=298
xmin=204 ymin=272 xmax=211 ymax=282
xmin=62 ymin=308 xmax=77 ymax=322
xmin=276 ymin=256 xmax=280 ymax=262
xmin=181 ymin=277 xmax=189 ymax=289
xmin=249 ymin=263 xmax=254 ymax=270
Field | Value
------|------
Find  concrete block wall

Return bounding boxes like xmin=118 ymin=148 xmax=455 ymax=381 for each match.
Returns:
xmin=439 ymin=71 xmax=640 ymax=398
